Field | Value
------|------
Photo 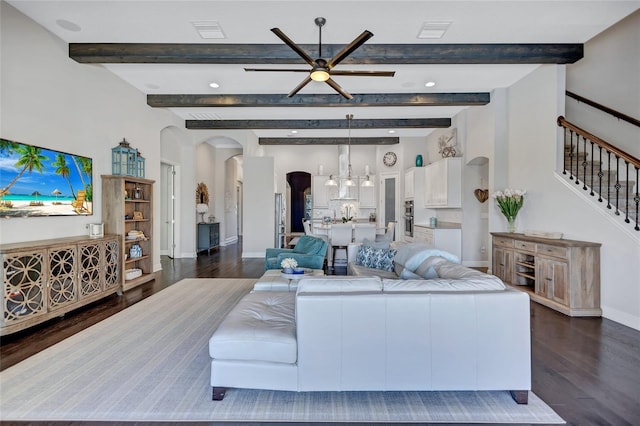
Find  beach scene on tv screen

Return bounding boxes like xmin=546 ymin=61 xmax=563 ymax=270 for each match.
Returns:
xmin=1 ymin=138 xmax=93 ymax=217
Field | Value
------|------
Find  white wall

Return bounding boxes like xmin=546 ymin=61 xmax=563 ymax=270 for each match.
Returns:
xmin=242 ymin=156 xmax=275 ymax=258
xmin=566 ymin=10 xmax=639 ymax=158
xmin=1 ymin=3 xmax=184 ymax=273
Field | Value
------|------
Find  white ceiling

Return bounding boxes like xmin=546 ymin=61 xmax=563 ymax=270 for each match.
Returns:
xmin=8 ymin=0 xmax=640 ymax=140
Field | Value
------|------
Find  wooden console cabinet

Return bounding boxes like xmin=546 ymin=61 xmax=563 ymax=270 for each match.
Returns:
xmin=1 ymin=235 xmax=120 ymax=335
xmin=491 ymin=232 xmax=601 ymax=316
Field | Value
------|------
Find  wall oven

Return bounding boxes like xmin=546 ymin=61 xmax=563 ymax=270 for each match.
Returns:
xmin=404 ymin=200 xmax=414 ymax=237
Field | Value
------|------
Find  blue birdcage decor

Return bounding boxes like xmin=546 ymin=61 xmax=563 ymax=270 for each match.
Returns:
xmin=136 ymin=150 xmax=145 ymax=178
xmin=112 ymin=138 xmax=138 ymax=177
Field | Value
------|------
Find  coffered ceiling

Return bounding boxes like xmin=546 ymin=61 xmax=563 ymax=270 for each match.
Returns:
xmin=7 ymin=1 xmax=639 ymax=141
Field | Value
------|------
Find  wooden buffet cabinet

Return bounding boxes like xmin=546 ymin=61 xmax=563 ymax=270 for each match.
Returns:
xmin=1 ymin=235 xmax=120 ymax=335
xmin=102 ymin=175 xmax=155 ymax=291
xmin=491 ymin=232 xmax=601 ymax=316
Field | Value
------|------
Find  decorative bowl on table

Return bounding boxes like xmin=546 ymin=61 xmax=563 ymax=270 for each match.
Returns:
xmin=292 ymin=267 xmax=305 ymax=274
xmin=282 ymin=267 xmax=294 ymax=274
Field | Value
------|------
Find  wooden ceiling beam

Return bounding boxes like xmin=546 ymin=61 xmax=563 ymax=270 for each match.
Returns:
xmin=149 ymin=93 xmax=489 ymax=108
xmin=70 ymin=43 xmax=583 ymax=64
xmin=186 ymin=118 xmax=450 ymax=130
xmin=259 ymin=137 xmax=399 ymax=145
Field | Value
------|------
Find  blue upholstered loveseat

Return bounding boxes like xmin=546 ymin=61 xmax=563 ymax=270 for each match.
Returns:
xmin=265 ymin=235 xmax=328 ymax=270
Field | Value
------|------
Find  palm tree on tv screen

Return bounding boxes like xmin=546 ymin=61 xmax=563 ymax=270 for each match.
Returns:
xmin=52 ymin=153 xmax=76 ymax=199
xmin=1 ymin=144 xmax=48 ymax=195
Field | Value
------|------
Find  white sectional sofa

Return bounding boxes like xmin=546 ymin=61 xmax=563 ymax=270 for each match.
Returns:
xmin=209 ymin=272 xmax=531 ymax=404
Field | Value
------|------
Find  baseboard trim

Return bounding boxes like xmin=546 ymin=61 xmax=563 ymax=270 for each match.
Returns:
xmin=242 ymin=251 xmax=265 ymax=258
xmin=223 ymin=236 xmax=238 ymax=246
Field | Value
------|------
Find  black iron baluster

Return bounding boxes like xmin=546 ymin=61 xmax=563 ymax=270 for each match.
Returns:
xmin=598 ymin=146 xmax=604 ymax=203
xmin=590 ymin=141 xmax=595 ymax=196
xmin=634 ymin=167 xmax=639 ymax=231
xmin=562 ymin=127 xmax=568 ymax=175
xmin=624 ymin=161 xmax=630 ymax=223
xmin=569 ymin=130 xmax=575 ymax=180
xmin=575 ymin=132 xmax=581 ymax=185
xmin=606 ymin=152 xmax=612 ymax=209
xmin=614 ymin=156 xmax=621 ymax=215
xmin=582 ymin=136 xmax=588 ymax=190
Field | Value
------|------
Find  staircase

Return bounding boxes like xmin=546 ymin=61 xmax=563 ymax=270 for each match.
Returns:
xmin=559 ymin=116 xmax=639 ymax=232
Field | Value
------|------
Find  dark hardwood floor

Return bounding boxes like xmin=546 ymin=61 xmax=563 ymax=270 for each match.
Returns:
xmin=1 ymin=240 xmax=639 ymax=426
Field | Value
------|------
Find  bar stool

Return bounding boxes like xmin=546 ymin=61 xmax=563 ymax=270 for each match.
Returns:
xmin=353 ymin=223 xmax=377 ymax=243
xmin=329 ymin=223 xmax=353 ymax=267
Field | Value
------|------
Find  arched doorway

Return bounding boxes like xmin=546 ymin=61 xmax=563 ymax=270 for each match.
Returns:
xmin=286 ymin=171 xmax=311 ymax=233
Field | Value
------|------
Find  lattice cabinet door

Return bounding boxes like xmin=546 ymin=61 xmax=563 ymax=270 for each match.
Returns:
xmin=78 ymin=241 xmax=103 ymax=299
xmin=47 ymin=245 xmax=78 ymax=311
xmin=103 ymin=237 xmax=120 ymax=291
xmin=2 ymin=250 xmax=47 ymax=326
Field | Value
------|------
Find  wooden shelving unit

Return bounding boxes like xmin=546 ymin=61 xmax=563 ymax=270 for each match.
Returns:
xmin=102 ymin=175 xmax=155 ymax=291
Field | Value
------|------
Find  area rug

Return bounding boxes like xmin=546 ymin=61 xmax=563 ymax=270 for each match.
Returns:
xmin=0 ymin=278 xmax=564 ymax=424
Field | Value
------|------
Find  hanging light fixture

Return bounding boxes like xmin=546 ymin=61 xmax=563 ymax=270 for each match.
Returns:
xmin=344 ymin=114 xmax=356 ymax=186
xmin=361 ymin=175 xmax=374 ymax=187
xmin=325 ymin=174 xmax=338 ymax=186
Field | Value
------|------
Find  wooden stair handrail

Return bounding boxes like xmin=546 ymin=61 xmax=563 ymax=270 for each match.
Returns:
xmin=566 ymin=91 xmax=640 ymax=128
xmin=558 ymin=116 xmax=640 ymax=168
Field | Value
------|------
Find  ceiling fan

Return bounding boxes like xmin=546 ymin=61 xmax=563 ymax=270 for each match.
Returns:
xmin=244 ymin=17 xmax=395 ymax=99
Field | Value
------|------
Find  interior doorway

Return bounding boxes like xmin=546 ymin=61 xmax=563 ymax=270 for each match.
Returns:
xmin=286 ymin=172 xmax=311 ymax=233
xmin=379 ymin=172 xmax=401 ymax=239
xmin=160 ymin=162 xmax=176 ymax=258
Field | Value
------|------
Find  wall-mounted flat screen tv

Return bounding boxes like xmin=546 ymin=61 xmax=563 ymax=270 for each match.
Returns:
xmin=1 ymin=138 xmax=93 ymax=218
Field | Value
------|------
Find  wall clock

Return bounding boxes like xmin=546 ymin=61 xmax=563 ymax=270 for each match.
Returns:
xmin=383 ymin=151 xmax=397 ymax=167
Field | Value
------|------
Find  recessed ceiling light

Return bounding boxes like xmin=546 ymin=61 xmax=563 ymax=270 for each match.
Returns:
xmin=417 ymin=21 xmax=452 ymax=39
xmin=425 ymin=81 xmax=436 ymax=87
xmin=192 ymin=21 xmax=226 ymax=39
xmin=209 ymin=82 xmax=220 ymax=88
xmin=56 ymin=19 xmax=81 ymax=32
xmin=291 ymin=130 xmax=298 ymax=134
xmin=388 ymin=130 xmax=396 ymax=134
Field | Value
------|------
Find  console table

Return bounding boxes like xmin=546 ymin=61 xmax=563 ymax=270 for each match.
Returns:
xmin=197 ymin=222 xmax=220 ymax=255
xmin=491 ymin=232 xmax=601 ymax=316
xmin=1 ymin=235 xmax=121 ymax=335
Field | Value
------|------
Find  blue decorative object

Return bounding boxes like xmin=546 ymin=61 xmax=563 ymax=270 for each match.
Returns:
xmin=112 ymin=139 xmax=138 ymax=177
xmin=416 ymin=154 xmax=423 ymax=167
xmin=136 ymin=150 xmax=145 ymax=178
xmin=129 ymin=243 xmax=142 ymax=259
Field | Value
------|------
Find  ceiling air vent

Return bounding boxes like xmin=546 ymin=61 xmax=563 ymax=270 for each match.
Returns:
xmin=417 ymin=21 xmax=452 ymax=39
xmin=191 ymin=21 xmax=226 ymax=39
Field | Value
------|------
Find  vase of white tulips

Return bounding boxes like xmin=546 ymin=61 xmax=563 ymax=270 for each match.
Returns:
xmin=493 ymin=189 xmax=526 ymax=233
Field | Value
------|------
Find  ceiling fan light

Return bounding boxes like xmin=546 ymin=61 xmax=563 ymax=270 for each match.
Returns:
xmin=310 ymin=69 xmax=330 ymax=82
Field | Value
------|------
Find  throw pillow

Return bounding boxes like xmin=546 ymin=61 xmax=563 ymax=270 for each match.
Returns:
xmin=357 ymin=246 xmax=397 ymax=271
xmin=415 ymin=256 xmax=448 ymax=279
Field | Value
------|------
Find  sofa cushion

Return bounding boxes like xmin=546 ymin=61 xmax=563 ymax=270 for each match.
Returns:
xmin=348 ymin=263 xmax=399 ymax=279
xmin=293 ymin=235 xmax=323 ymax=254
xmin=356 ymin=246 xmax=397 ymax=271
xmin=297 ymin=276 xmax=382 ymax=293
xmin=383 ymin=276 xmax=506 ymax=292
xmin=209 ymin=292 xmax=297 ymax=364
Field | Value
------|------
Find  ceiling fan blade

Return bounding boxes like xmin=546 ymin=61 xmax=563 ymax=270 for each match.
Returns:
xmin=288 ymin=75 xmax=313 ymax=97
xmin=271 ymin=28 xmax=315 ymax=67
xmin=325 ymin=77 xmax=353 ymax=100
xmin=327 ymin=30 xmax=373 ymax=69
xmin=244 ymin=68 xmax=311 ymax=73
xmin=330 ymin=70 xmax=396 ymax=77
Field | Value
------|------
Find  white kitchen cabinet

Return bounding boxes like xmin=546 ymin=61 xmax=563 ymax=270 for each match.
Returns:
xmin=404 ymin=169 xmax=415 ymax=199
xmin=424 ymin=157 xmax=462 ymax=208
xmin=312 ymin=175 xmax=333 ymax=208
xmin=412 ymin=224 xmax=462 ymax=259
